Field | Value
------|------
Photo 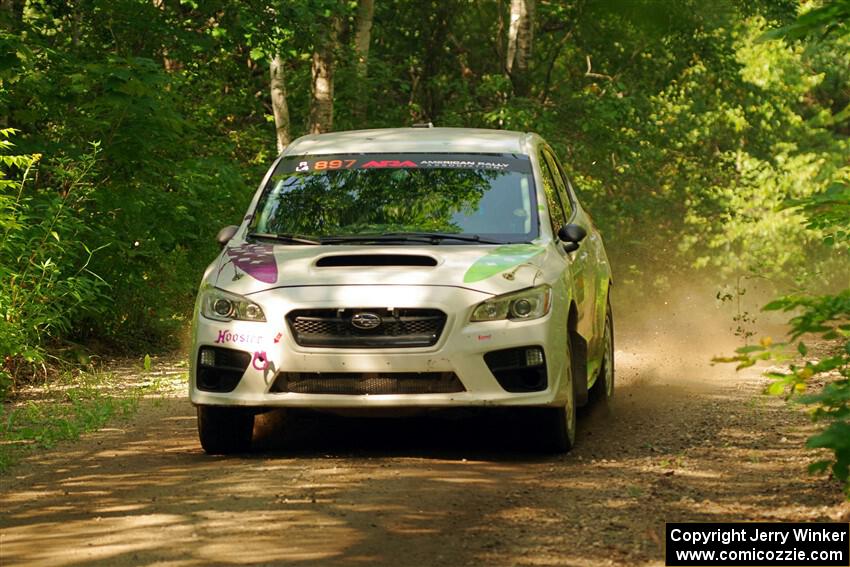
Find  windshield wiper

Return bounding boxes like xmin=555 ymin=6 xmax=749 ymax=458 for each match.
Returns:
xmin=247 ymin=232 xmax=321 ymax=245
xmin=386 ymin=232 xmax=505 ymax=244
xmin=321 ymin=232 xmax=504 ymax=245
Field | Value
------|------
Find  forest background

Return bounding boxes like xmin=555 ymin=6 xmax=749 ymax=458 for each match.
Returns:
xmin=1 ymin=0 xmax=848 ymax=492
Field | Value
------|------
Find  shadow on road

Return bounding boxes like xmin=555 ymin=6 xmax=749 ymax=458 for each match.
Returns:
xmin=1 ymin=355 xmax=845 ymax=567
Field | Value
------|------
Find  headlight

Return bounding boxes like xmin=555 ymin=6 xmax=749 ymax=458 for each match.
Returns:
xmin=470 ymin=285 xmax=552 ymax=322
xmin=200 ymin=287 xmax=266 ymax=322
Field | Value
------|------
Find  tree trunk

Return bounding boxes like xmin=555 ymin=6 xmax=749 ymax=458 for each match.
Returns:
xmin=421 ymin=3 xmax=452 ymax=123
xmin=506 ymin=0 xmax=534 ymax=97
xmin=352 ymin=0 xmax=375 ymax=122
xmin=353 ymin=0 xmax=374 ymax=77
xmin=309 ymin=17 xmax=340 ymax=135
xmin=270 ymin=54 xmax=291 ymax=153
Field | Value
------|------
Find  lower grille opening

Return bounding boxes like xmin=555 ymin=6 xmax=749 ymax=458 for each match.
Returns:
xmin=270 ymin=372 xmax=465 ymax=395
xmin=484 ymin=346 xmax=548 ymax=393
xmin=196 ymin=347 xmax=251 ymax=393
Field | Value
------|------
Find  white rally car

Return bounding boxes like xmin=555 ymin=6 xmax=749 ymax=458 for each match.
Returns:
xmin=190 ymin=127 xmax=614 ymax=454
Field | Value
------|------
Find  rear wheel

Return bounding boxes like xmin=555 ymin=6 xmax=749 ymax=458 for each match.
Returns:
xmin=197 ymin=406 xmax=254 ymax=454
xmin=590 ymin=300 xmax=615 ymax=404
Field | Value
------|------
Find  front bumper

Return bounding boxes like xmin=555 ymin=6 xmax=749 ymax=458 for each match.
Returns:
xmin=189 ymin=285 xmax=570 ymax=408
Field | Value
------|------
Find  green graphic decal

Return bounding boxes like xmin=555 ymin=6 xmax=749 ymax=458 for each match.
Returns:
xmin=463 ymin=244 xmax=546 ymax=283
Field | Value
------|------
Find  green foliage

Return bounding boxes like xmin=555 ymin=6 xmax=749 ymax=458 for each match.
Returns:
xmin=640 ymin=14 xmax=849 ymax=286
xmin=0 ymin=130 xmax=108 ymax=396
xmin=723 ymin=0 xmax=850 ymax=500
xmin=761 ymin=0 xmax=850 ymax=41
xmin=785 ymin=181 xmax=850 ymax=246
xmin=2 ymin=7 xmax=259 ymax=349
xmin=726 ymin=290 xmax=850 ymax=497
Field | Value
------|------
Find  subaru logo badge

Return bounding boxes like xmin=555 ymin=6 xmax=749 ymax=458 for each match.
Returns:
xmin=351 ymin=312 xmax=382 ymax=330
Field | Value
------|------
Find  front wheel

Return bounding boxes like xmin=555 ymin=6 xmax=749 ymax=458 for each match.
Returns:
xmin=197 ymin=406 xmax=254 ymax=454
xmin=535 ymin=378 xmax=577 ymax=453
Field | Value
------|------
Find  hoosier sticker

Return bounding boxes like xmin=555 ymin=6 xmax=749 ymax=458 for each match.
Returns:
xmin=215 ymin=330 xmax=264 ymax=346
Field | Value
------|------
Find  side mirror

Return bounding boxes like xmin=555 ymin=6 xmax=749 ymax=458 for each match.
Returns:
xmin=558 ymin=224 xmax=587 ymax=253
xmin=216 ymin=225 xmax=239 ymax=248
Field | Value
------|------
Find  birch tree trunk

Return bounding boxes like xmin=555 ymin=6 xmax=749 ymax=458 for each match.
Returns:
xmin=270 ymin=53 xmax=291 ymax=153
xmin=352 ymin=0 xmax=375 ymax=122
xmin=506 ymin=0 xmax=534 ymax=97
xmin=309 ymin=17 xmax=340 ymax=135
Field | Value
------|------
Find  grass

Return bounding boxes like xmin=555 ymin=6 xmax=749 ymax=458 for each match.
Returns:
xmin=626 ymin=485 xmax=645 ymax=499
xmin=0 ymin=358 xmax=187 ymax=472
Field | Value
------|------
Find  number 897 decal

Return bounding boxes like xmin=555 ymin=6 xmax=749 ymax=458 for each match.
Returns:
xmin=295 ymin=158 xmax=417 ymax=171
xmin=296 ymin=159 xmax=358 ymax=172
xmin=285 ymin=154 xmax=529 ymax=173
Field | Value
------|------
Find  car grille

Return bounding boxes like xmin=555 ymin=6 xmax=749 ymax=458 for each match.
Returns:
xmin=286 ymin=308 xmax=447 ymax=348
xmin=270 ymin=372 xmax=465 ymax=395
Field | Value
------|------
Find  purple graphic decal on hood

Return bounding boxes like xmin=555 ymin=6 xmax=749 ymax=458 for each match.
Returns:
xmin=225 ymin=243 xmax=278 ymax=284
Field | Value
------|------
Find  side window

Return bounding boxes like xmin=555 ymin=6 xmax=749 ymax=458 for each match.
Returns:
xmin=544 ymin=151 xmax=574 ymax=220
xmin=538 ymin=152 xmax=567 ymax=235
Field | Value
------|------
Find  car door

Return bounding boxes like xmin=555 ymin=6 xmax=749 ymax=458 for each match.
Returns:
xmin=542 ymin=149 xmax=596 ymax=345
xmin=537 ymin=147 xmax=573 ymax=307
xmin=546 ymin=150 xmax=610 ymax=373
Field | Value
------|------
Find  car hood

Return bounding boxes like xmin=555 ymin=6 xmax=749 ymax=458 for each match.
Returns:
xmin=211 ymin=240 xmax=554 ymax=297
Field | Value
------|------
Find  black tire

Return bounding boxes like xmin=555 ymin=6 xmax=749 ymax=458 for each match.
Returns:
xmin=197 ymin=405 xmax=254 ymax=454
xmin=589 ymin=299 xmax=615 ymax=404
xmin=535 ymin=339 xmax=577 ymax=453
xmin=536 ymin=397 xmax=576 ymax=453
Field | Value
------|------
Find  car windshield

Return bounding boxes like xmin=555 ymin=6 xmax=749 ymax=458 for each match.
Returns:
xmin=250 ymin=153 xmax=538 ymax=244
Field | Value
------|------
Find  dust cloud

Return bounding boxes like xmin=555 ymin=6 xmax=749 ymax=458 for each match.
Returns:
xmin=611 ymin=273 xmax=789 ymax=388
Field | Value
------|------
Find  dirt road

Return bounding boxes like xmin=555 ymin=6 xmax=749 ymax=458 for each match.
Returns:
xmin=2 ymin=304 xmax=848 ymax=566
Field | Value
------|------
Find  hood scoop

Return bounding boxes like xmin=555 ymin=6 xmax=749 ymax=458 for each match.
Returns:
xmin=315 ymin=254 xmax=438 ymax=268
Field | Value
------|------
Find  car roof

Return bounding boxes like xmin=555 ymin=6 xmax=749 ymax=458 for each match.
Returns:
xmin=283 ymin=127 xmax=537 ymax=156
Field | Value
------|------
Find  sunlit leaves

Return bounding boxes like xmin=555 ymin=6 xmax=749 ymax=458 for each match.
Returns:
xmin=760 ymin=0 xmax=850 ymax=42
xmin=724 ymin=289 xmax=850 ymax=496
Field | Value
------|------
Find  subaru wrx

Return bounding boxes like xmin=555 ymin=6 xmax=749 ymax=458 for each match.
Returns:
xmin=190 ymin=127 xmax=614 ymax=454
